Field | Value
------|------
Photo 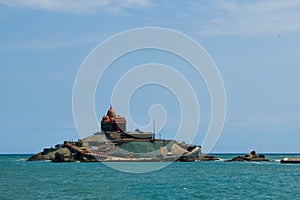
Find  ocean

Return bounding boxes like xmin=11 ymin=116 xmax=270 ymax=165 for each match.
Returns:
xmin=1 ymin=154 xmax=300 ymax=199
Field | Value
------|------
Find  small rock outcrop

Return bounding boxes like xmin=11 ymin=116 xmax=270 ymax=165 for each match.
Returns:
xmin=27 ymin=147 xmax=71 ymax=161
xmin=196 ymin=154 xmax=219 ymax=161
xmin=52 ymin=152 xmax=65 ymax=162
xmin=280 ymin=157 xmax=300 ymax=164
xmin=226 ymin=150 xmax=269 ymax=162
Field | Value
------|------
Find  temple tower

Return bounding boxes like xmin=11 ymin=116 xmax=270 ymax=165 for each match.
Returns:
xmin=100 ymin=106 xmax=126 ymax=132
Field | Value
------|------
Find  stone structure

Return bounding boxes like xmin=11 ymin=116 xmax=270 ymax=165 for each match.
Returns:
xmin=100 ymin=106 xmax=154 ymax=140
xmin=101 ymin=106 xmax=126 ymax=132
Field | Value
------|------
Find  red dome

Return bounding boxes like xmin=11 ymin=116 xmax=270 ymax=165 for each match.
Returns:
xmin=102 ymin=115 xmax=110 ymax=122
xmin=106 ymin=105 xmax=116 ymax=118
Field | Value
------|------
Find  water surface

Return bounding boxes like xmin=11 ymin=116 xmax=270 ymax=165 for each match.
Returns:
xmin=1 ymin=154 xmax=299 ymax=199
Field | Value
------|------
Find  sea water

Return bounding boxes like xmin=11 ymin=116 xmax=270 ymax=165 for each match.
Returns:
xmin=1 ymin=154 xmax=300 ymax=199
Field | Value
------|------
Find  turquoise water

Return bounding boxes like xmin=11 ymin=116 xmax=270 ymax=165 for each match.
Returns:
xmin=1 ymin=154 xmax=300 ymax=199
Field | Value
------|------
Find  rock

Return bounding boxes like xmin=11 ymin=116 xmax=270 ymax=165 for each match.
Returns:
xmin=226 ymin=150 xmax=269 ymax=162
xmin=52 ymin=152 xmax=77 ymax=162
xmin=27 ymin=147 xmax=71 ymax=161
xmin=250 ymin=157 xmax=269 ymax=162
xmin=52 ymin=152 xmax=65 ymax=162
xmin=280 ymin=158 xmax=300 ymax=164
xmin=27 ymin=152 xmax=46 ymax=161
xmin=81 ymin=133 xmax=109 ymax=148
xmin=196 ymin=154 xmax=219 ymax=161
xmin=28 ymin=132 xmax=203 ymax=162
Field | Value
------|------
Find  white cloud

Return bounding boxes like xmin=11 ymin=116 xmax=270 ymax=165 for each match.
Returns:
xmin=188 ymin=0 xmax=300 ymax=36
xmin=0 ymin=0 xmax=150 ymax=14
xmin=1 ymin=0 xmax=300 ymax=37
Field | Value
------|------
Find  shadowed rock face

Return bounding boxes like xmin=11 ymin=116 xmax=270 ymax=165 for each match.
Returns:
xmin=226 ymin=150 xmax=269 ymax=162
xmin=27 ymin=147 xmax=71 ymax=161
xmin=196 ymin=154 xmax=220 ymax=161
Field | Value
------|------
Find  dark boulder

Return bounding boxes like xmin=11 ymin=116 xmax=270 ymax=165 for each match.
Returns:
xmin=226 ymin=150 xmax=269 ymax=162
xmin=196 ymin=154 xmax=220 ymax=161
xmin=52 ymin=152 xmax=65 ymax=162
xmin=27 ymin=147 xmax=71 ymax=161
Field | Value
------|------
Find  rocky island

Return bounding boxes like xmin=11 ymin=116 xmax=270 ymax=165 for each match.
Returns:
xmin=226 ymin=150 xmax=269 ymax=162
xmin=28 ymin=106 xmax=215 ymax=162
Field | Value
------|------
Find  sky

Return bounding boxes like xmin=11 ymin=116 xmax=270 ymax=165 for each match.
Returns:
xmin=1 ymin=0 xmax=300 ymax=153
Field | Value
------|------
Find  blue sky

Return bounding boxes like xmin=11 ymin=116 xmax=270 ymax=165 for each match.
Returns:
xmin=1 ymin=0 xmax=300 ymax=153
